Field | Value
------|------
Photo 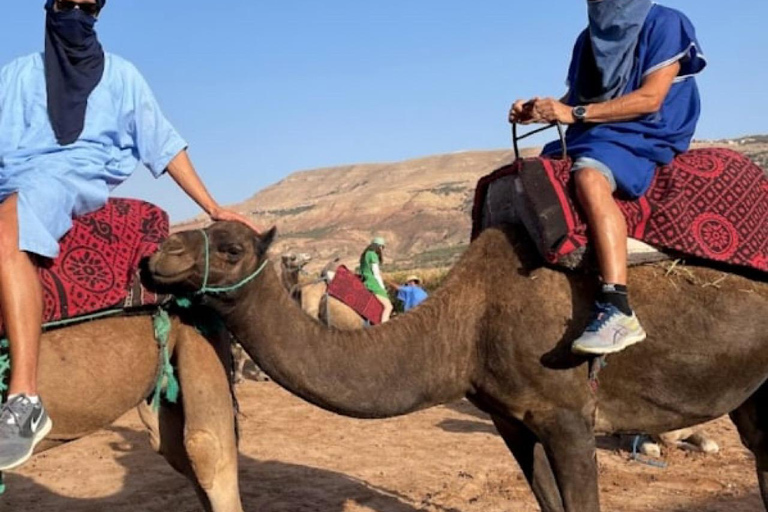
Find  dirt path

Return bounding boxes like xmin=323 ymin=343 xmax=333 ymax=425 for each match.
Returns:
xmin=2 ymin=380 xmax=761 ymax=511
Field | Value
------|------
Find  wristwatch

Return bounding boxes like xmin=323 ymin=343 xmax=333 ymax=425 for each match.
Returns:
xmin=572 ymin=105 xmax=588 ymax=123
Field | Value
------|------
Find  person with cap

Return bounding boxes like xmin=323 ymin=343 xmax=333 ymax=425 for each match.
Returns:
xmin=393 ymin=275 xmax=428 ymax=312
xmin=359 ymin=237 xmax=393 ymax=323
xmin=0 ymin=0 xmax=259 ymax=470
xmin=509 ymin=0 xmax=705 ymax=355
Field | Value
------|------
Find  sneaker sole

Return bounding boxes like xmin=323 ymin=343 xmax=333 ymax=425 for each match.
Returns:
xmin=572 ymin=332 xmax=648 ymax=356
xmin=0 ymin=416 xmax=53 ymax=471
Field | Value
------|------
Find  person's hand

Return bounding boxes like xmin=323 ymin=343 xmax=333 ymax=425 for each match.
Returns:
xmin=509 ymin=98 xmax=537 ymax=124
xmin=210 ymin=207 xmax=262 ymax=234
xmin=530 ymin=98 xmax=575 ymax=124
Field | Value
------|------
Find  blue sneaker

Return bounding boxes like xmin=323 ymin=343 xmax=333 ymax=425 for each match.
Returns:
xmin=572 ymin=303 xmax=647 ymax=355
xmin=0 ymin=395 xmax=52 ymax=470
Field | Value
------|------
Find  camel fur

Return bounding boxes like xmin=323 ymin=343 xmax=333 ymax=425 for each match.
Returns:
xmin=146 ymin=221 xmax=768 ymax=512
xmin=7 ymin=313 xmax=242 ymax=512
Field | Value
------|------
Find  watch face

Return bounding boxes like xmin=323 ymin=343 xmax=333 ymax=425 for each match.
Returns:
xmin=574 ymin=106 xmax=587 ymax=120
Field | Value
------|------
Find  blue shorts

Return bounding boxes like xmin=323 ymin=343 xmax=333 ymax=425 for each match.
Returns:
xmin=571 ymin=157 xmax=617 ymax=192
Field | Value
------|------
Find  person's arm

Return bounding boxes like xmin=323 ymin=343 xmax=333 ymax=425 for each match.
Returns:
xmin=166 ymin=150 xmax=262 ymax=233
xmin=526 ymin=61 xmax=681 ymax=125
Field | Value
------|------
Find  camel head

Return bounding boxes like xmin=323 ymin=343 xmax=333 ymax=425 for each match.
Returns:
xmin=145 ymin=221 xmax=277 ymax=295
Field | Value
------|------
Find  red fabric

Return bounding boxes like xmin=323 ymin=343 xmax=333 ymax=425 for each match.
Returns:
xmin=0 ymin=198 xmax=168 ymax=334
xmin=327 ymin=265 xmax=384 ymax=325
xmin=473 ymin=148 xmax=768 ymax=272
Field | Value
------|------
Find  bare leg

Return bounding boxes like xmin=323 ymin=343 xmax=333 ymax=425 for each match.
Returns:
xmin=491 ymin=414 xmax=565 ymax=512
xmin=376 ymin=295 xmax=393 ymax=323
xmin=574 ymin=168 xmax=627 ymax=285
xmin=0 ymin=195 xmax=43 ymax=396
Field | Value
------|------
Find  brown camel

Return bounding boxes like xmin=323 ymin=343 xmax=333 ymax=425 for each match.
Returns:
xmin=5 ymin=312 xmax=242 ymax=512
xmin=146 ymin=221 xmax=768 ymax=512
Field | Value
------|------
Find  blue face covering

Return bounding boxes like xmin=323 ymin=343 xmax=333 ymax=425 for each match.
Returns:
xmin=44 ymin=0 xmax=107 ymax=145
xmin=574 ymin=0 xmax=653 ymax=103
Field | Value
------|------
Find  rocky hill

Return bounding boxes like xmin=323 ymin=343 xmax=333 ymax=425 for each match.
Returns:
xmin=174 ymin=137 xmax=767 ymax=272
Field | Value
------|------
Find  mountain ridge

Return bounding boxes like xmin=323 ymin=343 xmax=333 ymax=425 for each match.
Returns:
xmin=174 ymin=136 xmax=767 ymax=272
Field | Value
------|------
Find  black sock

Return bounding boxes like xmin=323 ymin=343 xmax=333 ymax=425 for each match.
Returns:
xmin=600 ymin=283 xmax=632 ymax=316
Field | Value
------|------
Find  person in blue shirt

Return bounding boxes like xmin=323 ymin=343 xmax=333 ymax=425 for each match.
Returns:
xmin=394 ymin=275 xmax=428 ymax=312
xmin=0 ymin=0 xmax=259 ymax=470
xmin=509 ymin=0 xmax=705 ymax=356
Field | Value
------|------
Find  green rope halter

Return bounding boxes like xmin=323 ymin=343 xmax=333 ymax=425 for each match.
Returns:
xmin=193 ymin=229 xmax=269 ymax=296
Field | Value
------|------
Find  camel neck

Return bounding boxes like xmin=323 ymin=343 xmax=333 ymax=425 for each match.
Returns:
xmin=223 ymin=262 xmax=482 ymax=418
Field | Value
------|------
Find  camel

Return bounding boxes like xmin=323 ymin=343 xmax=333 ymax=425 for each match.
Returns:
xmin=145 ymin=221 xmax=768 ymax=512
xmin=2 ymin=312 xmax=242 ymax=512
xmin=293 ymin=258 xmax=367 ymax=330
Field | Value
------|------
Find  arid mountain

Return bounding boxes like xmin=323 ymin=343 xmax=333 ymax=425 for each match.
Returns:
xmin=174 ymin=136 xmax=767 ymax=272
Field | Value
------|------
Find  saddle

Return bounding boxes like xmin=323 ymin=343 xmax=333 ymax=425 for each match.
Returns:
xmin=473 ymin=148 xmax=768 ymax=273
xmin=0 ymin=198 xmax=168 ymax=336
xmin=326 ymin=265 xmax=384 ymax=325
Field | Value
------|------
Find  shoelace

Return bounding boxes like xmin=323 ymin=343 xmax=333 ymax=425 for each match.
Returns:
xmin=0 ymin=397 xmax=28 ymax=433
xmin=584 ymin=303 xmax=619 ymax=333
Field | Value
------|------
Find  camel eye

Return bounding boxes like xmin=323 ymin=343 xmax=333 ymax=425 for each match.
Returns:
xmin=221 ymin=244 xmax=244 ymax=258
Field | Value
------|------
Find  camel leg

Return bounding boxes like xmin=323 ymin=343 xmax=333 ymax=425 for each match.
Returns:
xmin=533 ymin=410 xmax=601 ymax=512
xmin=491 ymin=415 xmax=564 ymax=512
xmin=729 ymin=384 xmax=768 ymax=510
xmin=174 ymin=324 xmax=243 ymax=512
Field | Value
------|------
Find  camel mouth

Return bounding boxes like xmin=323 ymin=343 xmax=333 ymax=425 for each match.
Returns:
xmin=145 ymin=253 xmax=198 ymax=288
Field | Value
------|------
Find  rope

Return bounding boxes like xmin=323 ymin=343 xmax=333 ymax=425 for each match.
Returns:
xmin=184 ymin=229 xmax=270 ymax=297
xmin=150 ymin=308 xmax=180 ymax=411
xmin=0 ymin=338 xmax=6 ymax=496
xmin=0 ymin=338 xmax=9 ymax=397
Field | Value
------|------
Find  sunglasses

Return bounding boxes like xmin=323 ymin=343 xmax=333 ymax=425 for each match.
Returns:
xmin=55 ymin=0 xmax=100 ymax=16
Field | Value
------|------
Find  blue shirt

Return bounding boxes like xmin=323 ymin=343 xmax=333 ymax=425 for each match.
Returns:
xmin=542 ymin=5 xmax=706 ymax=198
xmin=397 ymin=285 xmax=428 ymax=311
xmin=0 ymin=53 xmax=187 ymax=257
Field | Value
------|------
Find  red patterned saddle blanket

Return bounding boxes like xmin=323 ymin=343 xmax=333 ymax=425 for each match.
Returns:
xmin=0 ymin=198 xmax=168 ymax=335
xmin=472 ymin=148 xmax=768 ymax=273
xmin=327 ymin=265 xmax=384 ymax=325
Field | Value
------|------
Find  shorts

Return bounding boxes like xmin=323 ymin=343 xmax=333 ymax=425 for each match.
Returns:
xmin=571 ymin=157 xmax=617 ymax=192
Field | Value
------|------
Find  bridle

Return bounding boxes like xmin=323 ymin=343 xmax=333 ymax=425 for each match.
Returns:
xmin=192 ymin=229 xmax=269 ymax=296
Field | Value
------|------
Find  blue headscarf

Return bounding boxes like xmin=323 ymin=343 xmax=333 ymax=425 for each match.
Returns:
xmin=44 ymin=0 xmax=107 ymax=145
xmin=573 ymin=0 xmax=653 ymax=104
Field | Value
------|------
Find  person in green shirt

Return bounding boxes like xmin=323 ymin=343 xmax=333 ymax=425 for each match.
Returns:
xmin=359 ymin=237 xmax=393 ymax=322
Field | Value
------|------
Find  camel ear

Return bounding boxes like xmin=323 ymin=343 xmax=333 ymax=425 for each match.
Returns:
xmin=256 ymin=226 xmax=277 ymax=257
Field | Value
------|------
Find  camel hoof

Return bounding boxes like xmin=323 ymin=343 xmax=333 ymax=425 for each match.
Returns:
xmin=640 ymin=441 xmax=662 ymax=459
xmin=698 ymin=439 xmax=719 ymax=454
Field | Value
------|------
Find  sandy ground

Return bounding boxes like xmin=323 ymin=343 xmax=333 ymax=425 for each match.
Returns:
xmin=1 ymin=378 xmax=761 ymax=512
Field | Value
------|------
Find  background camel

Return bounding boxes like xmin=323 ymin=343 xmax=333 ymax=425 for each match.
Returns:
xmin=2 ymin=312 xmax=242 ymax=512
xmin=146 ymin=221 xmax=768 ymax=512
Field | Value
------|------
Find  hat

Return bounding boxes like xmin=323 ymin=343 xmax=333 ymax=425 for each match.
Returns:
xmin=406 ymin=275 xmax=421 ymax=284
xmin=372 ymin=236 xmax=386 ymax=247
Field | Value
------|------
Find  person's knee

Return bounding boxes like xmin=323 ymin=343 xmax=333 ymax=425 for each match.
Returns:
xmin=574 ymin=168 xmax=613 ymax=206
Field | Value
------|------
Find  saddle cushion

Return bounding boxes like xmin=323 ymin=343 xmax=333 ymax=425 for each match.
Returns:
xmin=327 ymin=265 xmax=384 ymax=325
xmin=0 ymin=198 xmax=168 ymax=335
xmin=473 ymin=148 xmax=768 ymax=272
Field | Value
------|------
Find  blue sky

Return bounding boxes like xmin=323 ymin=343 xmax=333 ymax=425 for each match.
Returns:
xmin=3 ymin=1 xmax=766 ymax=221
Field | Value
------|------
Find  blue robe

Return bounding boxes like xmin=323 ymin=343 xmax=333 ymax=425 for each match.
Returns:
xmin=0 ymin=53 xmax=186 ymax=258
xmin=542 ymin=5 xmax=706 ymax=198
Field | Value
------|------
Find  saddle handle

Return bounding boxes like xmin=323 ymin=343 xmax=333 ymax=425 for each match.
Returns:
xmin=511 ymin=122 xmax=567 ymax=161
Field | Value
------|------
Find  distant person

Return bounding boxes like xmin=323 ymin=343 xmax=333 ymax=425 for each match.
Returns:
xmin=0 ymin=0 xmax=259 ymax=471
xmin=359 ymin=237 xmax=393 ymax=322
xmin=393 ymin=275 xmax=428 ymax=312
xmin=509 ymin=0 xmax=705 ymax=355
